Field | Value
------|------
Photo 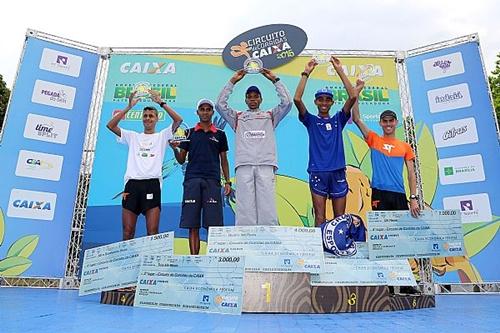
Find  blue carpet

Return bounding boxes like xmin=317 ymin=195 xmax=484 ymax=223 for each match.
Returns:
xmin=0 ymin=288 xmax=498 ymax=333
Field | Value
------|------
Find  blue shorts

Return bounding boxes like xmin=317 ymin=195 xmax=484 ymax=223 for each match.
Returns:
xmin=309 ymin=169 xmax=348 ymax=199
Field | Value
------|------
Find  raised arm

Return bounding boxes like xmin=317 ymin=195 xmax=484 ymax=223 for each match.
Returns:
xmin=261 ymin=68 xmax=292 ymax=127
xmin=405 ymin=158 xmax=421 ymax=218
xmin=351 ymin=79 xmax=370 ymax=139
xmin=294 ymin=59 xmax=317 ymax=117
xmin=149 ymin=89 xmax=182 ymax=132
xmin=330 ymin=57 xmax=356 ymax=116
xmin=106 ymin=91 xmax=139 ymax=137
xmin=215 ymin=70 xmax=246 ymax=130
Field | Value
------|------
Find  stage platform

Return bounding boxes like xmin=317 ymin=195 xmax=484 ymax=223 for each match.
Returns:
xmin=0 ymin=288 xmax=499 ymax=333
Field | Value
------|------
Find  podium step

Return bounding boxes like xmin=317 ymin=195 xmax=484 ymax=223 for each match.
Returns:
xmin=242 ymin=272 xmax=312 ymax=313
xmin=312 ymin=286 xmax=390 ymax=313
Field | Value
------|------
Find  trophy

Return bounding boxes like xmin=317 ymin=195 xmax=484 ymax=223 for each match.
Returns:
xmin=311 ymin=52 xmax=331 ymax=65
xmin=133 ymin=81 xmax=152 ymax=98
xmin=172 ymin=122 xmax=191 ymax=142
xmin=230 ymin=41 xmax=263 ymax=74
xmin=243 ymin=57 xmax=263 ymax=74
xmin=357 ymin=64 xmax=374 ymax=83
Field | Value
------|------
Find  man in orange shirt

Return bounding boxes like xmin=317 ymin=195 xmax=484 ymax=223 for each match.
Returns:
xmin=351 ymin=81 xmax=420 ymax=218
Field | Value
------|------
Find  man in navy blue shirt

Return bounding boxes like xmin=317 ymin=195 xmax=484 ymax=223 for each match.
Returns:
xmin=294 ymin=57 xmax=362 ymax=226
xmin=170 ymin=99 xmax=231 ymax=254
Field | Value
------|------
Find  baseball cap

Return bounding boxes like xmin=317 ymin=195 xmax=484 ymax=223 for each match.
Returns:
xmin=379 ymin=110 xmax=397 ymax=120
xmin=196 ymin=98 xmax=215 ymax=110
xmin=315 ymin=88 xmax=333 ymax=99
xmin=246 ymin=86 xmax=261 ymax=96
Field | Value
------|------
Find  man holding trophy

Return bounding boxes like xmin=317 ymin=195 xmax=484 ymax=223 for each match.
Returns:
xmin=106 ymin=89 xmax=183 ymax=240
xmin=170 ymin=98 xmax=232 ymax=255
xmin=215 ymin=67 xmax=292 ymax=226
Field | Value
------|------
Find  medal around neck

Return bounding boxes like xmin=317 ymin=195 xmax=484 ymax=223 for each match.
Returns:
xmin=243 ymin=57 xmax=263 ymax=74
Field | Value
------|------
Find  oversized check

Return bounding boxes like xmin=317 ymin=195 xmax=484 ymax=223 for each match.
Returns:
xmin=134 ymin=255 xmax=245 ymax=315
xmin=79 ymin=232 xmax=173 ymax=295
xmin=207 ymin=226 xmax=324 ymax=273
xmin=311 ymin=243 xmax=416 ymax=286
xmin=368 ymin=210 xmax=464 ymax=260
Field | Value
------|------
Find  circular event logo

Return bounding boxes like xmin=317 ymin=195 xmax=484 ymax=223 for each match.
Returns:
xmin=222 ymin=24 xmax=308 ymax=71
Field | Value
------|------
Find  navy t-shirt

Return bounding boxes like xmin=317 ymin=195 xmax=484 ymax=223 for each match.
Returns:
xmin=179 ymin=125 xmax=229 ymax=180
xmin=299 ymin=110 xmax=348 ymax=172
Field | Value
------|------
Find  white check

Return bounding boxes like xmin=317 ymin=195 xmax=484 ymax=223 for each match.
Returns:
xmin=207 ymin=226 xmax=324 ymax=273
xmin=79 ymin=232 xmax=173 ymax=295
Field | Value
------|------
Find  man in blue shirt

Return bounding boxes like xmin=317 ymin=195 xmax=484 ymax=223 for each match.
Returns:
xmin=171 ymin=98 xmax=231 ymax=254
xmin=294 ymin=57 xmax=362 ymax=226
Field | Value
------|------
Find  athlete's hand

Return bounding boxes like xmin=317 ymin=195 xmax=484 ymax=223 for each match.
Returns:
xmin=261 ymin=68 xmax=277 ymax=82
xmin=230 ymin=69 xmax=246 ymax=84
xmin=224 ymin=183 xmax=232 ymax=196
xmin=330 ymin=56 xmax=343 ymax=70
xmin=410 ymin=199 xmax=421 ymax=218
xmin=149 ymin=89 xmax=163 ymax=105
xmin=304 ymin=58 xmax=317 ymax=75
xmin=169 ymin=140 xmax=180 ymax=149
xmin=127 ymin=91 xmax=140 ymax=109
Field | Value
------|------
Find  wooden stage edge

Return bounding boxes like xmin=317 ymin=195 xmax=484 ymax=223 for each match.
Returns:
xmin=101 ymin=277 xmax=435 ymax=313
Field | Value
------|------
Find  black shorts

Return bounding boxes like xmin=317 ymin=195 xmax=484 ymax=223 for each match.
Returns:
xmin=371 ymin=188 xmax=408 ymax=211
xmin=180 ymin=178 xmax=223 ymax=229
xmin=122 ymin=179 xmax=161 ymax=215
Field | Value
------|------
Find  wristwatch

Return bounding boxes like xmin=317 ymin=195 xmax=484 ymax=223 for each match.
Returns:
xmin=409 ymin=194 xmax=419 ymax=200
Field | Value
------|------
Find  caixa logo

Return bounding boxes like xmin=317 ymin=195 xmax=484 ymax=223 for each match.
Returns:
xmin=222 ymin=24 xmax=307 ymax=71
xmin=139 ymin=279 xmax=157 ymax=285
xmin=120 ymin=62 xmax=176 ymax=74
xmin=12 ymin=199 xmax=52 ymax=210
xmin=208 ymin=248 xmax=229 ymax=253
xmin=83 ymin=269 xmax=98 ymax=276
xmin=7 ymin=189 xmax=57 ymax=221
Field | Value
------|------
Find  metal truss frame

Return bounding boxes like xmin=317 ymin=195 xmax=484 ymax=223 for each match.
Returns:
xmin=2 ymin=30 xmax=496 ymax=295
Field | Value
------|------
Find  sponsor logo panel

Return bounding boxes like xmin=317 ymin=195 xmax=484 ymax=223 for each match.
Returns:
xmin=39 ymin=48 xmax=83 ymax=77
xmin=31 ymin=79 xmax=76 ymax=110
xmin=7 ymin=188 xmax=57 ymax=221
xmin=427 ymin=83 xmax=472 ymax=113
xmin=438 ymin=154 xmax=485 ymax=185
xmin=422 ymin=52 xmax=465 ymax=81
xmin=23 ymin=113 xmax=70 ymax=144
xmin=15 ymin=150 xmax=64 ymax=181
xmin=443 ymin=193 xmax=492 ymax=224
xmin=432 ymin=117 xmax=478 ymax=148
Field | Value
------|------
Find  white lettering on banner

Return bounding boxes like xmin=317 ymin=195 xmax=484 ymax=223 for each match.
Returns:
xmin=7 ymin=189 xmax=57 ymax=221
xmin=39 ymin=48 xmax=82 ymax=77
xmin=443 ymin=193 xmax=492 ymax=224
xmin=23 ymin=113 xmax=70 ymax=144
xmin=15 ymin=150 xmax=64 ymax=181
xmin=427 ymin=83 xmax=472 ymax=113
xmin=119 ymin=62 xmax=176 ymax=74
xmin=432 ymin=117 xmax=478 ymax=148
xmin=31 ymin=80 xmax=76 ymax=110
xmin=438 ymin=154 xmax=485 ymax=185
xmin=422 ymin=52 xmax=465 ymax=81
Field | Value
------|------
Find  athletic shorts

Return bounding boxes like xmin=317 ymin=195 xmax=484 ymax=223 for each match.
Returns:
xmin=180 ymin=178 xmax=224 ymax=229
xmin=371 ymin=188 xmax=408 ymax=211
xmin=309 ymin=169 xmax=348 ymax=199
xmin=122 ymin=179 xmax=161 ymax=216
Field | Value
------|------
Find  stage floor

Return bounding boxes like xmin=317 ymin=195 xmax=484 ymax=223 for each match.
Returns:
xmin=0 ymin=288 xmax=498 ymax=333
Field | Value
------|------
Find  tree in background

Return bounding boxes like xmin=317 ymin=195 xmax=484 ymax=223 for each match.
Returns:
xmin=489 ymin=52 xmax=500 ymax=127
xmin=0 ymin=74 xmax=11 ymax=130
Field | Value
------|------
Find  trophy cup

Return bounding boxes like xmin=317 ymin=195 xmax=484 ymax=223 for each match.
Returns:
xmin=311 ymin=53 xmax=331 ymax=65
xmin=243 ymin=57 xmax=264 ymax=74
xmin=172 ymin=122 xmax=191 ymax=142
xmin=133 ymin=81 xmax=152 ymax=98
